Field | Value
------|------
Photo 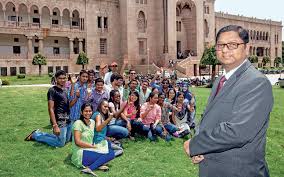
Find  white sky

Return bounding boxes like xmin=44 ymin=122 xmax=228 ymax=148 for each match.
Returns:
xmin=215 ymin=0 xmax=284 ymax=40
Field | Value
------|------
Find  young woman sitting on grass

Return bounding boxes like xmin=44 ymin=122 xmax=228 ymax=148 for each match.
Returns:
xmin=71 ymin=103 xmax=115 ymax=176
xmin=92 ymin=99 xmax=124 ymax=157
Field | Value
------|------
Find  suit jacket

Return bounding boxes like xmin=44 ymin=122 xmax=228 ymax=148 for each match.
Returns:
xmin=189 ymin=60 xmax=273 ymax=177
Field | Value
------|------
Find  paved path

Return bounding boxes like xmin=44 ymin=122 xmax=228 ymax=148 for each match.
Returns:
xmin=1 ymin=84 xmax=52 ymax=88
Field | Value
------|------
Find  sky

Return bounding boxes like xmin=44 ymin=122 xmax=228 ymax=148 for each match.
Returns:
xmin=215 ymin=0 xmax=284 ymax=41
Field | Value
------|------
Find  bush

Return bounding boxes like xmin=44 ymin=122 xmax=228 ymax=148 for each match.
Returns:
xmin=2 ymin=79 xmax=10 ymax=85
xmin=17 ymin=74 xmax=26 ymax=79
xmin=48 ymin=72 xmax=54 ymax=77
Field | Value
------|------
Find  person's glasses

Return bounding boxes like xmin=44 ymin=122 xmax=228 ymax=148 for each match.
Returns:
xmin=111 ymin=65 xmax=118 ymax=67
xmin=215 ymin=42 xmax=245 ymax=51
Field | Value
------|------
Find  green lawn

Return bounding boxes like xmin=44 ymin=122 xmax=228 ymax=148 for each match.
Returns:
xmin=0 ymin=87 xmax=283 ymax=177
xmin=0 ymin=75 xmax=51 ymax=85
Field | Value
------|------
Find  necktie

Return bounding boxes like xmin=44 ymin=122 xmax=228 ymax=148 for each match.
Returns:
xmin=215 ymin=76 xmax=227 ymax=97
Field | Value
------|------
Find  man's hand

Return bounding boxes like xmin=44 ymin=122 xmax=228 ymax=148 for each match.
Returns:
xmin=53 ymin=125 xmax=60 ymax=136
xmin=127 ymin=121 xmax=132 ymax=132
xmin=192 ymin=155 xmax=204 ymax=164
xmin=75 ymin=89 xmax=80 ymax=98
xmin=184 ymin=139 xmax=205 ymax=164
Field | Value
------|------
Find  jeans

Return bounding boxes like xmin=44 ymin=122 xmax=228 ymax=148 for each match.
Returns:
xmin=82 ymin=141 xmax=115 ymax=171
xmin=107 ymin=123 xmax=129 ymax=140
xmin=164 ymin=123 xmax=179 ymax=134
xmin=32 ymin=123 xmax=72 ymax=147
xmin=141 ymin=124 xmax=163 ymax=141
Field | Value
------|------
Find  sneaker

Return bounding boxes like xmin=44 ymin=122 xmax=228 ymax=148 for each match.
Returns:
xmin=172 ymin=132 xmax=179 ymax=138
xmin=179 ymin=129 xmax=190 ymax=138
xmin=81 ymin=167 xmax=98 ymax=176
xmin=150 ymin=123 xmax=157 ymax=136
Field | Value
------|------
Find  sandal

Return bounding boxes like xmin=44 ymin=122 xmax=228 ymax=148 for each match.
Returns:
xmin=81 ymin=167 xmax=98 ymax=176
xmin=24 ymin=129 xmax=39 ymax=141
xmin=98 ymin=165 xmax=109 ymax=172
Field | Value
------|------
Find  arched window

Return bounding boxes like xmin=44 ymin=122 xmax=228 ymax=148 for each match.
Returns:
xmin=137 ymin=11 xmax=146 ymax=33
xmin=204 ymin=19 xmax=209 ymax=38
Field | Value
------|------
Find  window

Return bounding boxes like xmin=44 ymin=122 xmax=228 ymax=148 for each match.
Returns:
xmin=33 ymin=18 xmax=40 ymax=23
xmin=14 ymin=38 xmax=19 ymax=42
xmin=100 ymin=38 xmax=107 ymax=54
xmin=19 ymin=67 xmax=26 ymax=74
xmin=63 ymin=66 xmax=68 ymax=73
xmin=137 ymin=11 xmax=146 ymax=33
xmin=48 ymin=66 xmax=54 ymax=74
xmin=34 ymin=10 xmax=38 ymax=14
xmin=138 ymin=39 xmax=147 ymax=55
xmin=34 ymin=47 xmax=39 ymax=54
xmin=1 ymin=67 xmax=7 ymax=76
xmin=13 ymin=46 xmax=21 ymax=54
xmin=53 ymin=47 xmax=60 ymax=54
xmin=12 ymin=7 xmax=16 ymax=12
xmin=10 ymin=67 xmax=17 ymax=76
xmin=104 ymin=17 xmax=108 ymax=28
xmin=275 ymin=48 xmax=278 ymax=57
xmin=35 ymin=39 xmax=39 ymax=43
xmin=8 ymin=16 xmax=17 ymax=21
xmin=97 ymin=16 xmax=102 ymax=28
xmin=53 ymin=12 xmax=57 ymax=16
xmin=54 ymin=40 xmax=58 ymax=44
xmin=74 ymin=48 xmax=79 ymax=54
xmin=52 ymin=20 xmax=59 ymax=25
xmin=72 ymin=21 xmax=79 ymax=26
xmin=56 ymin=66 xmax=61 ymax=71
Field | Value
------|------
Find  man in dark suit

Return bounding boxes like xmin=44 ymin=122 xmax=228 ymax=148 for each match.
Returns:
xmin=184 ymin=25 xmax=273 ymax=177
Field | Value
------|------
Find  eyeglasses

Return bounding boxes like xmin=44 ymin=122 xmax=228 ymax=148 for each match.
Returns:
xmin=111 ymin=65 xmax=118 ymax=67
xmin=215 ymin=42 xmax=245 ymax=51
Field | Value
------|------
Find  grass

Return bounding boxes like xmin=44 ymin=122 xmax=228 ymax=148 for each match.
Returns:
xmin=0 ymin=75 xmax=51 ymax=85
xmin=0 ymin=87 xmax=283 ymax=177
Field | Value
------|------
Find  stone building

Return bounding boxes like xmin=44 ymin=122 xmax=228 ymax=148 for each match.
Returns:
xmin=0 ymin=0 xmax=282 ymax=76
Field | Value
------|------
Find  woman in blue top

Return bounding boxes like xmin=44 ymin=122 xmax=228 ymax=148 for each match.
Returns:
xmin=92 ymin=99 xmax=124 ymax=157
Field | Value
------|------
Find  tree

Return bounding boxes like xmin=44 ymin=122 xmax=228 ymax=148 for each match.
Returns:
xmin=32 ymin=53 xmax=47 ymax=76
xmin=262 ymin=56 xmax=270 ymax=67
xmin=248 ymin=55 xmax=258 ymax=63
xmin=76 ymin=52 xmax=89 ymax=69
xmin=274 ymin=57 xmax=282 ymax=67
xmin=200 ymin=46 xmax=220 ymax=81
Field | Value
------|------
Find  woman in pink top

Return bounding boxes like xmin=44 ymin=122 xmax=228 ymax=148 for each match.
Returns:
xmin=139 ymin=92 xmax=163 ymax=141
xmin=121 ymin=91 xmax=141 ymax=139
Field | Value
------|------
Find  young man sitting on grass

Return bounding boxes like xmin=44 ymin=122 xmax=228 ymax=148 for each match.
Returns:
xmin=25 ymin=70 xmax=72 ymax=147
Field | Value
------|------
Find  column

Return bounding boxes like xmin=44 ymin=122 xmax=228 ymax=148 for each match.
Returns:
xmin=78 ymin=39 xmax=83 ymax=53
xmin=28 ymin=12 xmax=31 ymax=27
xmin=27 ymin=36 xmax=33 ymax=59
xmin=163 ymin=0 xmax=168 ymax=53
xmin=3 ymin=10 xmax=6 ymax=26
xmin=60 ymin=16 xmax=63 ymax=27
xmin=16 ymin=11 xmax=19 ymax=26
xmin=69 ymin=38 xmax=74 ymax=56
xmin=39 ymin=37 xmax=43 ymax=54
xmin=39 ymin=14 xmax=42 ymax=28
xmin=70 ymin=16 xmax=72 ymax=28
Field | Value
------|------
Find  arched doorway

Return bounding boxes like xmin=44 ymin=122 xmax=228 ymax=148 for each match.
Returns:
xmin=176 ymin=1 xmax=197 ymax=58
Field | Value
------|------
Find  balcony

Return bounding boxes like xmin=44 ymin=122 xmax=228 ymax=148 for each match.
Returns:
xmin=0 ymin=20 xmax=85 ymax=37
xmin=0 ymin=54 xmax=28 ymax=60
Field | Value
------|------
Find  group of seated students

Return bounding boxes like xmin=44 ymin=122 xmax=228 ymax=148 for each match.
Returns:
xmin=25 ymin=68 xmax=196 ymax=176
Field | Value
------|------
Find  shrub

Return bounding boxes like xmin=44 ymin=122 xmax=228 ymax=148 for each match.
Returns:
xmin=2 ymin=79 xmax=10 ymax=85
xmin=48 ymin=72 xmax=54 ymax=77
xmin=17 ymin=74 xmax=26 ymax=79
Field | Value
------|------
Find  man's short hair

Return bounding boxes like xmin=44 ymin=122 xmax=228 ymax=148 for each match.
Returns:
xmin=216 ymin=25 xmax=249 ymax=44
xmin=130 ymin=79 xmax=138 ymax=84
xmin=95 ymin=78 xmax=104 ymax=85
xmin=110 ymin=73 xmax=123 ymax=83
xmin=79 ymin=69 xmax=88 ymax=76
xmin=88 ymin=69 xmax=95 ymax=75
xmin=55 ymin=70 xmax=66 ymax=78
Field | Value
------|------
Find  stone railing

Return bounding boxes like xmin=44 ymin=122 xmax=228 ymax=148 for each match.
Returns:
xmin=0 ymin=54 xmax=27 ymax=59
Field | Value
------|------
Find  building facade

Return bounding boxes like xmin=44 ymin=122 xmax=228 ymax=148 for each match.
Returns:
xmin=0 ymin=0 xmax=282 ymax=76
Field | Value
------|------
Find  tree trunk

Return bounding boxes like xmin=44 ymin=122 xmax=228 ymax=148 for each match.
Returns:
xmin=39 ymin=65 xmax=42 ymax=76
xmin=82 ymin=64 xmax=84 ymax=69
xmin=212 ymin=64 xmax=216 ymax=82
